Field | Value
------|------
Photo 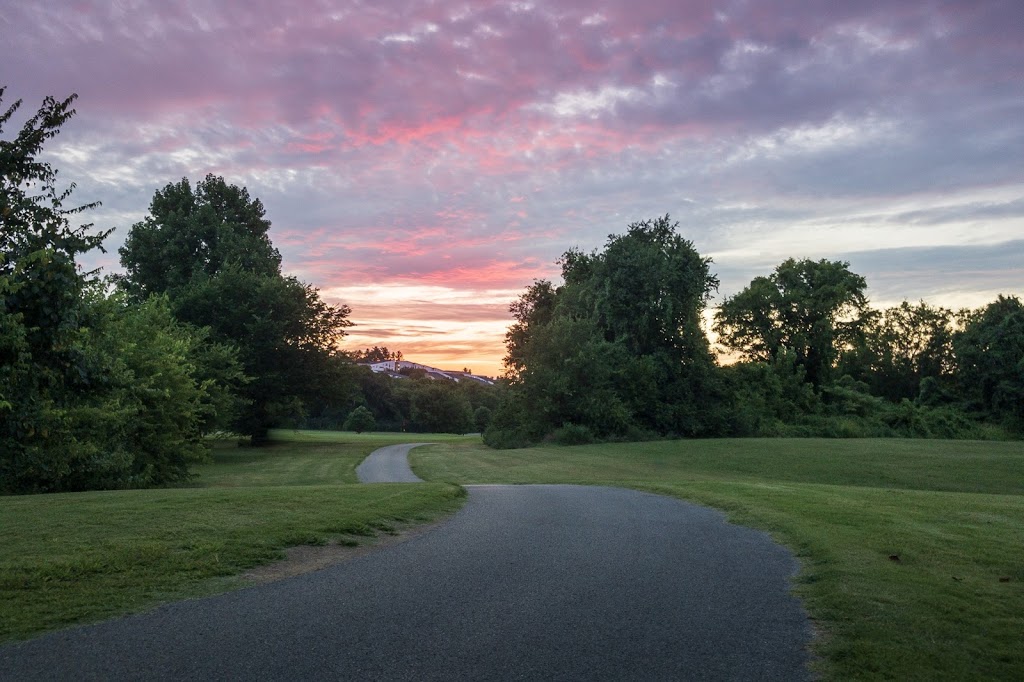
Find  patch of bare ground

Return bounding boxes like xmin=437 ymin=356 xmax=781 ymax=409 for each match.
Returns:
xmin=240 ymin=515 xmax=455 ymax=585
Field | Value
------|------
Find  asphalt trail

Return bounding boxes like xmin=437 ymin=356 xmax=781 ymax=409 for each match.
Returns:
xmin=1 ymin=445 xmax=812 ymax=680
xmin=355 ymin=442 xmax=428 ymax=483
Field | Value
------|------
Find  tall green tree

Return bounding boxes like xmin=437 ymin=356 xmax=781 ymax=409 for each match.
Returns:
xmin=714 ymin=258 xmax=869 ymax=388
xmin=117 ymin=175 xmax=280 ymax=299
xmin=494 ymin=216 xmax=724 ymax=443
xmin=954 ymin=295 xmax=1024 ymax=431
xmin=1 ymin=90 xmax=108 ymax=490
xmin=1 ymin=90 xmax=220 ymax=491
xmin=118 ymin=176 xmax=352 ymax=442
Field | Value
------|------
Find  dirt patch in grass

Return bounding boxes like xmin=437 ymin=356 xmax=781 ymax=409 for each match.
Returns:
xmin=240 ymin=515 xmax=455 ymax=585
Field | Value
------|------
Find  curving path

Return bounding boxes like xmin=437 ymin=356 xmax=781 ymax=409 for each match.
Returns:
xmin=355 ymin=442 xmax=429 ymax=483
xmin=0 ymin=446 xmax=813 ymax=681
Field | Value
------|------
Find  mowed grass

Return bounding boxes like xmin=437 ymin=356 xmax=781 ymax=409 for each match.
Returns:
xmin=0 ymin=431 xmax=472 ymax=642
xmin=412 ymin=438 xmax=1024 ymax=681
xmin=195 ymin=429 xmax=470 ymax=487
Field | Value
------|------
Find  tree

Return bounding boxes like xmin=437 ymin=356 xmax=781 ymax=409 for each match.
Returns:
xmin=71 ymin=293 xmax=216 ymax=489
xmin=494 ymin=216 xmax=725 ymax=443
xmin=353 ymin=346 xmax=402 ymax=363
xmin=473 ymin=406 xmax=492 ymax=432
xmin=0 ymin=90 xmax=112 ymax=491
xmin=715 ymin=258 xmax=869 ymax=388
xmin=954 ymin=295 xmax=1024 ymax=430
xmin=503 ymin=279 xmax=557 ymax=382
xmin=117 ymin=175 xmax=280 ymax=299
xmin=841 ymin=301 xmax=955 ymax=401
xmin=118 ymin=177 xmax=353 ymax=442
xmin=343 ymin=406 xmax=376 ymax=433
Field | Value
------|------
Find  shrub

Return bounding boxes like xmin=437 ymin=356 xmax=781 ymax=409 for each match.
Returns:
xmin=343 ymin=406 xmax=376 ymax=433
xmin=552 ymin=423 xmax=596 ymax=446
xmin=482 ymin=426 xmax=533 ymax=450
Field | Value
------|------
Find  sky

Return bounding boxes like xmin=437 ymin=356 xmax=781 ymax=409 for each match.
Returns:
xmin=3 ymin=0 xmax=1022 ymax=377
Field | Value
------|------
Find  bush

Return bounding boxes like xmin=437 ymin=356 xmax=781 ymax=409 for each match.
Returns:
xmin=343 ymin=406 xmax=376 ymax=433
xmin=552 ymin=423 xmax=596 ymax=446
xmin=482 ymin=426 xmax=533 ymax=450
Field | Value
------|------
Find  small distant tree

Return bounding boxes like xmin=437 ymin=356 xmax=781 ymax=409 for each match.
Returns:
xmin=354 ymin=346 xmax=402 ymax=363
xmin=473 ymin=406 xmax=492 ymax=432
xmin=343 ymin=406 xmax=376 ymax=433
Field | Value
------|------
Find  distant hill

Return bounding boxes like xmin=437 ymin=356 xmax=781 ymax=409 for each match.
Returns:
xmin=357 ymin=359 xmax=495 ymax=385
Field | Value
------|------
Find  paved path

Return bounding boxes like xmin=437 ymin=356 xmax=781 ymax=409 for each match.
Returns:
xmin=355 ymin=442 xmax=428 ymax=483
xmin=0 ymin=447 xmax=813 ymax=681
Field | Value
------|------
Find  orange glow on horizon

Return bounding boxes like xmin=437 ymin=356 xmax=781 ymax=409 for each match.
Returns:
xmin=326 ymin=282 xmax=520 ymax=378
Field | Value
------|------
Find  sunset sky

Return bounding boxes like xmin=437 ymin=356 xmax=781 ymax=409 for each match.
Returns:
xmin=4 ymin=1 xmax=1022 ymax=377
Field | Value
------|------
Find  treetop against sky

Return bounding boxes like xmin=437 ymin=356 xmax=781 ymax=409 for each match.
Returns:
xmin=4 ymin=0 xmax=1021 ymax=376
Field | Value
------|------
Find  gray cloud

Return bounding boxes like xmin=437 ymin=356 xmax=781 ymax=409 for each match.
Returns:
xmin=3 ymin=0 xmax=1022 ymax=371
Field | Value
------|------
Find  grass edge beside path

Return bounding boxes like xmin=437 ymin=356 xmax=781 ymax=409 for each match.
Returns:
xmin=1 ymin=432 xmax=473 ymax=643
xmin=410 ymin=438 xmax=1024 ymax=681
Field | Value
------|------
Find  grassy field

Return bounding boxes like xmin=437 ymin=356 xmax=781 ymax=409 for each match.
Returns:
xmin=412 ymin=438 xmax=1024 ymax=681
xmin=0 ymin=431 xmax=471 ymax=642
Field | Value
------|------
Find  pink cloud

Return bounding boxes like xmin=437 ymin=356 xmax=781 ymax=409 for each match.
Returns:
xmin=5 ymin=0 xmax=1022 ymax=373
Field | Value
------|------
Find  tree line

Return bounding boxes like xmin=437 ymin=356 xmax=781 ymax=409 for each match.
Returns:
xmin=485 ymin=217 xmax=1023 ymax=447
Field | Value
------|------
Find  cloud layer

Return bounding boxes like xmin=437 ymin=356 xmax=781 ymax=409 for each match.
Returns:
xmin=4 ymin=0 xmax=1022 ymax=374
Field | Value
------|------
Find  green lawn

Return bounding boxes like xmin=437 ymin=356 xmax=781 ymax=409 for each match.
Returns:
xmin=0 ymin=431 xmax=472 ymax=642
xmin=411 ymin=438 xmax=1024 ymax=681
xmin=195 ymin=429 xmax=469 ymax=487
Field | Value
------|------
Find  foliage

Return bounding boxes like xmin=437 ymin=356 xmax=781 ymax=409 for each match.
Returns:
xmin=954 ymin=295 xmax=1024 ymax=431
xmin=472 ymin=406 xmax=492 ymax=433
xmin=303 ymin=364 xmax=501 ymax=434
xmin=74 ymin=294 xmax=214 ymax=486
xmin=840 ymin=300 xmax=955 ymax=401
xmin=1 ymin=90 xmax=104 ymax=490
xmin=343 ymin=406 xmax=376 ymax=433
xmin=410 ymin=381 xmax=473 ymax=434
xmin=721 ymin=349 xmax=821 ymax=436
xmin=0 ymin=90 xmax=226 ymax=492
xmin=118 ymin=176 xmax=353 ymax=442
xmin=117 ymin=175 xmax=280 ymax=300
xmin=715 ymin=258 xmax=869 ymax=387
xmin=551 ymin=423 xmax=596 ymax=445
xmin=493 ymin=216 xmax=725 ymax=445
xmin=352 ymin=346 xmax=403 ymax=363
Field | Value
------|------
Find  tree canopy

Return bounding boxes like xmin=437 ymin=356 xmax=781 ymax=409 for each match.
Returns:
xmin=490 ymin=216 xmax=725 ymax=444
xmin=954 ymin=295 xmax=1024 ymax=430
xmin=118 ymin=175 xmax=280 ymax=299
xmin=118 ymin=176 xmax=352 ymax=442
xmin=714 ymin=258 xmax=869 ymax=387
xmin=1 ymin=91 xmax=220 ymax=492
